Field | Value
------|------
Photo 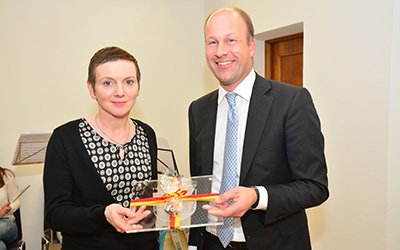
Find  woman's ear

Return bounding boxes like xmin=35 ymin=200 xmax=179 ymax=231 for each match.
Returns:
xmin=87 ymin=81 xmax=97 ymax=99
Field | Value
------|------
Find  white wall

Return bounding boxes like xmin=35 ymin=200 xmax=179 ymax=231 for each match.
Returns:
xmin=387 ymin=0 xmax=400 ymax=249
xmin=1 ymin=0 xmax=399 ymax=249
xmin=0 ymin=0 xmax=207 ymax=172
xmin=0 ymin=1 xmax=205 ymax=249
xmin=205 ymin=0 xmax=400 ymax=249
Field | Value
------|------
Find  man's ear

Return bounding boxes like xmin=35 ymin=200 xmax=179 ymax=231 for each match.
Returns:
xmin=249 ymin=38 xmax=257 ymax=57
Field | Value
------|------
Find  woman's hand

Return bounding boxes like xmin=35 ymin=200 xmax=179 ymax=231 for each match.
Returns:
xmin=0 ymin=203 xmax=11 ymax=217
xmin=104 ymin=204 xmax=151 ymax=233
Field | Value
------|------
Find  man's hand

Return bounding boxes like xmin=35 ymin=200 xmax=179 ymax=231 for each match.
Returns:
xmin=104 ymin=204 xmax=151 ymax=233
xmin=202 ymin=186 xmax=258 ymax=218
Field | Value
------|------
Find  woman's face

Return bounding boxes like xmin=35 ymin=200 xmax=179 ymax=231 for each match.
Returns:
xmin=87 ymin=59 xmax=139 ymax=119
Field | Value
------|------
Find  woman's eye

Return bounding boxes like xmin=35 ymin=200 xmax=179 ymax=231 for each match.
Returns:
xmin=126 ymin=79 xmax=135 ymax=85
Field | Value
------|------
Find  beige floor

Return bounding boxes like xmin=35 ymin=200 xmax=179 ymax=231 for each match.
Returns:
xmin=42 ymin=229 xmax=62 ymax=250
xmin=49 ymin=243 xmax=61 ymax=250
xmin=44 ymin=229 xmax=189 ymax=250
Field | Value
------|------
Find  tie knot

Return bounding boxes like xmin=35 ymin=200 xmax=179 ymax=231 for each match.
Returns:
xmin=226 ymin=92 xmax=237 ymax=107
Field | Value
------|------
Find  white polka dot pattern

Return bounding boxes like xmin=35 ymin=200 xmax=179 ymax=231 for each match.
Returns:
xmin=79 ymin=119 xmax=152 ymax=208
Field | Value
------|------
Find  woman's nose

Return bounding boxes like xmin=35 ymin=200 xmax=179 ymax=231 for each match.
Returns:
xmin=115 ymin=82 xmax=125 ymax=96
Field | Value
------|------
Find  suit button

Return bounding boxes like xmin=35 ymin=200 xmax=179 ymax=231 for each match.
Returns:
xmin=277 ymin=215 xmax=285 ymax=221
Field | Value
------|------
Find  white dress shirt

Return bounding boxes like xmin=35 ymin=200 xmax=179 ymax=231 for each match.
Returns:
xmin=206 ymin=70 xmax=268 ymax=242
xmin=189 ymin=70 xmax=269 ymax=250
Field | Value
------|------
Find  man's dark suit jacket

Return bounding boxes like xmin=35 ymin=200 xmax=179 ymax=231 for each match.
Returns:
xmin=188 ymin=74 xmax=329 ymax=250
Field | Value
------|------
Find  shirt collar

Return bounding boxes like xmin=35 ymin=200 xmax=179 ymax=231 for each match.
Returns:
xmin=218 ymin=70 xmax=256 ymax=104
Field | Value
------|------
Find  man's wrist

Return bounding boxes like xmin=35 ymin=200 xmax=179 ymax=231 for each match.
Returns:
xmin=250 ymin=186 xmax=260 ymax=209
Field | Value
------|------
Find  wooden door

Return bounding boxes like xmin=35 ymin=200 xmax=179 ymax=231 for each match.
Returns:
xmin=265 ymin=33 xmax=303 ymax=87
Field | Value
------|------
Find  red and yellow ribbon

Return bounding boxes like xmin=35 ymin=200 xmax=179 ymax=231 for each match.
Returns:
xmin=130 ymin=189 xmax=219 ymax=229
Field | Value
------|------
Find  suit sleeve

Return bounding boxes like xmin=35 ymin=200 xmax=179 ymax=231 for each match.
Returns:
xmin=264 ymin=88 xmax=329 ymax=224
xmin=189 ymin=102 xmax=199 ymax=177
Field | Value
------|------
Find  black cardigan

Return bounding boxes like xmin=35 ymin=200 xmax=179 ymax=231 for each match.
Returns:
xmin=43 ymin=119 xmax=159 ymax=250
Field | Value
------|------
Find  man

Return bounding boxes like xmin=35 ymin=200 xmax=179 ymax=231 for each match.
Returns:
xmin=188 ymin=7 xmax=329 ymax=250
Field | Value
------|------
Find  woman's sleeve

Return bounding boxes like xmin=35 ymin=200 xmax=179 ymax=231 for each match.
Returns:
xmin=43 ymin=128 xmax=110 ymax=235
xmin=7 ymin=172 xmax=21 ymax=213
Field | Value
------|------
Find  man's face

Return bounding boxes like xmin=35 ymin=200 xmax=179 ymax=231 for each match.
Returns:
xmin=205 ymin=9 xmax=256 ymax=92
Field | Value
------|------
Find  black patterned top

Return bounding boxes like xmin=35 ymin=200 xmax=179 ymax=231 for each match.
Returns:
xmin=78 ymin=118 xmax=152 ymax=208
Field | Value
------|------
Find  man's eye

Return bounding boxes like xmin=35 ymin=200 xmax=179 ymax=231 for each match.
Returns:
xmin=103 ymin=81 xmax=112 ymax=86
xmin=228 ymin=39 xmax=236 ymax=44
xmin=208 ymin=41 xmax=217 ymax=46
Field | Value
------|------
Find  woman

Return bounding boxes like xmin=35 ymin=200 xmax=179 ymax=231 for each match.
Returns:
xmin=43 ymin=46 xmax=159 ymax=250
xmin=0 ymin=167 xmax=21 ymax=250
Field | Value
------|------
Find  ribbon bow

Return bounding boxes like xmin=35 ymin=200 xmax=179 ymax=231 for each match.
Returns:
xmin=131 ymin=189 xmax=218 ymax=229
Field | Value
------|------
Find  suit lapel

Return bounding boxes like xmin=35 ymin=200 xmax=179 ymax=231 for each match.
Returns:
xmin=202 ymin=91 xmax=218 ymax=175
xmin=240 ymin=75 xmax=273 ymax=184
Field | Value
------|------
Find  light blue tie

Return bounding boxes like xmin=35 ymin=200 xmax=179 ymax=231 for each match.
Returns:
xmin=217 ymin=92 xmax=238 ymax=248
